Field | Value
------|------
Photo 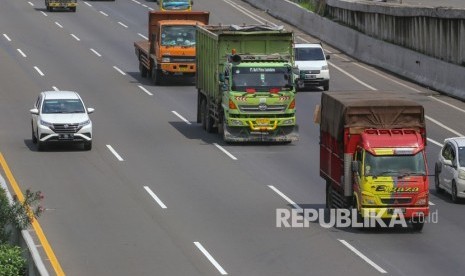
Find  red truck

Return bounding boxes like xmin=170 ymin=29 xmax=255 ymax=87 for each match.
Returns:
xmin=134 ymin=11 xmax=209 ymax=85
xmin=318 ymin=91 xmax=429 ymax=231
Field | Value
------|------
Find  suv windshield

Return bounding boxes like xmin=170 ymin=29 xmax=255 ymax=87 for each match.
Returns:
xmin=294 ymin=47 xmax=325 ymax=61
xmin=42 ymin=99 xmax=85 ymax=114
xmin=231 ymin=66 xmax=293 ymax=92
xmin=364 ymin=151 xmax=426 ymax=177
xmin=161 ymin=26 xmax=195 ymax=46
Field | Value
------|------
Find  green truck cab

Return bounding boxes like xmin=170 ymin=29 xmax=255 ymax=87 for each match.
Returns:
xmin=196 ymin=25 xmax=298 ymax=142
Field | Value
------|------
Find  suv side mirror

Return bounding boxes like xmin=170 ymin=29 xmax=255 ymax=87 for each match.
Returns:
xmin=443 ymin=159 xmax=453 ymax=167
xmin=30 ymin=108 xmax=39 ymax=115
xmin=326 ymin=55 xmax=330 ymax=60
xmin=87 ymin=108 xmax=95 ymax=114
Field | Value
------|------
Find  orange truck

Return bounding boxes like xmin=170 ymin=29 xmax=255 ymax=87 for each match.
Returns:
xmin=134 ymin=11 xmax=209 ymax=85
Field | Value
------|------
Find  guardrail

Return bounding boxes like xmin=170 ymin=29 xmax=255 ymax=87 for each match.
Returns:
xmin=241 ymin=0 xmax=465 ymax=99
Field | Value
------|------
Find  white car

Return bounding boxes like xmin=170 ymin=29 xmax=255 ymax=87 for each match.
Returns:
xmin=30 ymin=91 xmax=94 ymax=151
xmin=294 ymin=43 xmax=330 ymax=91
xmin=435 ymin=137 xmax=465 ymax=203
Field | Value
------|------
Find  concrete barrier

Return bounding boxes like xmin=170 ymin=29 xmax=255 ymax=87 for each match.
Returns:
xmin=241 ymin=0 xmax=465 ymax=98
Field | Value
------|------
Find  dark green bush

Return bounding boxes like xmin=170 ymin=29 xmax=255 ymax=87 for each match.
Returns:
xmin=0 ymin=244 xmax=26 ymax=276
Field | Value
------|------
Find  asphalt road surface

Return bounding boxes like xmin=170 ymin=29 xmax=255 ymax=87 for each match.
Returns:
xmin=1 ymin=0 xmax=465 ymax=275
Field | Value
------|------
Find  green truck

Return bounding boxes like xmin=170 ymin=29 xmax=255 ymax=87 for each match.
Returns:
xmin=196 ymin=25 xmax=298 ymax=142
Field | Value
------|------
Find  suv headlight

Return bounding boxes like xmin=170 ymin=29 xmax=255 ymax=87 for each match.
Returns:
xmin=322 ymin=65 xmax=328 ymax=70
xmin=78 ymin=120 xmax=91 ymax=127
xmin=458 ymin=169 xmax=465 ymax=180
xmin=40 ymin=120 xmax=53 ymax=127
xmin=161 ymin=56 xmax=171 ymax=63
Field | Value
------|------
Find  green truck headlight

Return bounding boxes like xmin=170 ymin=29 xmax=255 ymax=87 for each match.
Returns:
xmin=282 ymin=119 xmax=294 ymax=125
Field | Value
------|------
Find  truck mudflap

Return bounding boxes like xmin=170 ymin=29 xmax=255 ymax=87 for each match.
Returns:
xmin=223 ymin=124 xmax=299 ymax=142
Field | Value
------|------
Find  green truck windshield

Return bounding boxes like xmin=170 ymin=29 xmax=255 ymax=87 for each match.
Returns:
xmin=231 ymin=66 xmax=293 ymax=92
xmin=364 ymin=152 xmax=426 ymax=177
xmin=161 ymin=26 xmax=196 ymax=46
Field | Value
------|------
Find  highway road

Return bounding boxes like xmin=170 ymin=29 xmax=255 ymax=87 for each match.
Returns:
xmin=1 ymin=0 xmax=465 ymax=275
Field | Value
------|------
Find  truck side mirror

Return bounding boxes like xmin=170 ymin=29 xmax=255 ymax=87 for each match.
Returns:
xmin=352 ymin=161 xmax=359 ymax=173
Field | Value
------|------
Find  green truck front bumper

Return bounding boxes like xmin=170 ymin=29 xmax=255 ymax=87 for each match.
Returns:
xmin=223 ymin=124 xmax=299 ymax=142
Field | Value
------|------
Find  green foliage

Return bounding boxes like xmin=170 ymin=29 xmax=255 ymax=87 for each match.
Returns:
xmin=0 ymin=244 xmax=26 ymax=276
xmin=0 ymin=188 xmax=44 ymax=244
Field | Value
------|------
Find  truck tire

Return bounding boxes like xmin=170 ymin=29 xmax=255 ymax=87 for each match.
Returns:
xmin=139 ymin=63 xmax=148 ymax=78
xmin=152 ymin=67 xmax=161 ymax=85
xmin=325 ymin=182 xmax=333 ymax=209
xmin=200 ymin=98 xmax=207 ymax=130
xmin=411 ymin=221 xmax=424 ymax=232
xmin=205 ymin=99 xmax=214 ymax=133
xmin=218 ymin=110 xmax=224 ymax=138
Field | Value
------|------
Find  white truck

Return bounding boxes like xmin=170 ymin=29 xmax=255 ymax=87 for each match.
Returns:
xmin=294 ymin=43 xmax=330 ymax=91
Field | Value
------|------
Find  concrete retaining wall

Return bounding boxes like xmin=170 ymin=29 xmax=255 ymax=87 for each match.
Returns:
xmin=241 ymin=0 xmax=465 ymax=99
xmin=326 ymin=0 xmax=465 ymax=66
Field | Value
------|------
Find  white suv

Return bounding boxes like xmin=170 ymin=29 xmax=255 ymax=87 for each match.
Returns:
xmin=294 ymin=43 xmax=330 ymax=91
xmin=30 ymin=91 xmax=94 ymax=151
xmin=435 ymin=137 xmax=465 ymax=203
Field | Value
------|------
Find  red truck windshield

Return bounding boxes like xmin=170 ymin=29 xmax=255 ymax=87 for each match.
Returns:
xmin=364 ymin=152 xmax=426 ymax=177
xmin=231 ymin=66 xmax=293 ymax=92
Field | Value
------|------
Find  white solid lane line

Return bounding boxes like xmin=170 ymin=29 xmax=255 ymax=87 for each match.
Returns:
xmin=268 ymin=185 xmax=302 ymax=211
xmin=338 ymin=239 xmax=387 ymax=273
xmin=118 ymin=22 xmax=128 ymax=28
xmin=3 ymin=34 xmax=11 ymax=41
xmin=106 ymin=145 xmax=124 ymax=161
xmin=143 ymin=186 xmax=167 ymax=209
xmin=138 ymin=33 xmax=148 ymax=40
xmin=142 ymin=4 xmax=148 ymax=8
xmin=171 ymin=111 xmax=191 ymax=125
xmin=193 ymin=242 xmax=228 ymax=275
xmin=41 ymin=11 xmax=48 ymax=16
xmin=33 ymin=66 xmax=45 ymax=76
xmin=52 ymin=86 xmax=59 ymax=91
xmin=17 ymin=49 xmax=27 ymax=58
xmin=428 ymin=96 xmax=465 ymax=114
xmin=213 ymin=143 xmax=237 ymax=160
xmin=148 ymin=7 xmax=154 ymax=11
xmin=99 ymin=11 xmax=108 ymax=16
xmin=137 ymin=85 xmax=153 ymax=96
xmin=90 ymin=48 xmax=102 ymax=57
xmin=222 ymin=0 xmax=275 ymax=26
xmin=55 ymin=22 xmax=63 ymax=28
xmin=28 ymin=1 xmax=34 ymax=6
xmin=84 ymin=1 xmax=92 ymax=7
xmin=429 ymin=201 xmax=435 ymax=206
xmin=113 ymin=66 xmax=126 ymax=75
xmin=70 ymin=34 xmax=80 ymax=41
xmin=134 ymin=0 xmax=141 ymax=4
xmin=425 ymin=115 xmax=464 ymax=136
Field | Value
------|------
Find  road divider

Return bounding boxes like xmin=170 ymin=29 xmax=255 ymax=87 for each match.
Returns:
xmin=99 ymin=11 xmax=108 ymax=17
xmin=138 ymin=33 xmax=148 ymax=40
xmin=118 ymin=22 xmax=128 ymax=28
xmin=70 ymin=34 xmax=80 ymax=41
xmin=106 ymin=145 xmax=124 ymax=161
xmin=41 ymin=11 xmax=48 ymax=16
xmin=33 ymin=66 xmax=45 ymax=76
xmin=143 ymin=186 xmax=167 ymax=209
xmin=55 ymin=22 xmax=63 ymax=28
xmin=193 ymin=242 xmax=228 ymax=275
xmin=268 ymin=185 xmax=302 ymax=211
xmin=84 ymin=1 xmax=92 ymax=7
xmin=28 ymin=1 xmax=34 ymax=6
xmin=171 ymin=111 xmax=191 ymax=125
xmin=213 ymin=143 xmax=237 ymax=160
xmin=113 ymin=66 xmax=126 ymax=76
xmin=338 ymin=239 xmax=387 ymax=274
xmin=3 ymin=34 xmax=11 ymax=41
xmin=17 ymin=49 xmax=27 ymax=58
xmin=52 ymin=86 xmax=59 ymax=91
xmin=90 ymin=48 xmax=102 ymax=57
xmin=137 ymin=85 xmax=153 ymax=96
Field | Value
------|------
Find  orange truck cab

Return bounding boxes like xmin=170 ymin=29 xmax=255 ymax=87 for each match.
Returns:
xmin=134 ymin=11 xmax=209 ymax=85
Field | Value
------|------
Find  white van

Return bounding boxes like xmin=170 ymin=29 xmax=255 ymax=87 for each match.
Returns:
xmin=294 ymin=43 xmax=330 ymax=91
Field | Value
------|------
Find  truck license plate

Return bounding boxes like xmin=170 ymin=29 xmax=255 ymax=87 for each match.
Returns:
xmin=387 ymin=208 xmax=406 ymax=215
xmin=256 ymin=118 xmax=270 ymax=125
